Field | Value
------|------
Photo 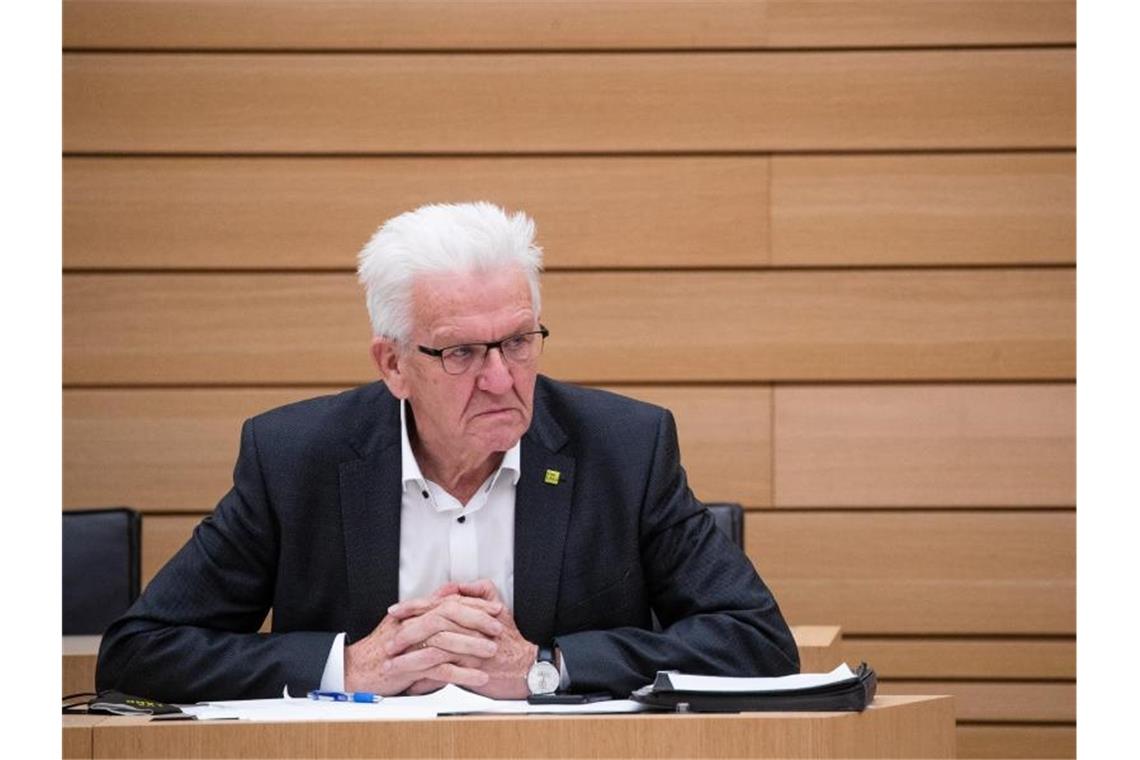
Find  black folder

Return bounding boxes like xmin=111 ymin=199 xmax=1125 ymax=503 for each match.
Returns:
xmin=629 ymin=662 xmax=877 ymax=713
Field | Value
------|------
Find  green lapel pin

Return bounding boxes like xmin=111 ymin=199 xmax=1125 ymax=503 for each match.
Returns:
xmin=544 ymin=469 xmax=561 ymax=485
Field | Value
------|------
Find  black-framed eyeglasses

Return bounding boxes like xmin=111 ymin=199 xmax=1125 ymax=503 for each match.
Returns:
xmin=417 ymin=324 xmax=550 ymax=375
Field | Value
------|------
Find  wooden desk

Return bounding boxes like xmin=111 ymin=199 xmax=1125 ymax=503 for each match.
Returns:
xmin=63 ymin=636 xmax=101 ymax=696
xmin=65 ymin=695 xmax=954 ymax=759
xmin=62 ymin=626 xmax=846 ymax=698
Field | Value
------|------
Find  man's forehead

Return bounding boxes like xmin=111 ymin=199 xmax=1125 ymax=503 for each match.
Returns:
xmin=411 ymin=268 xmax=535 ymax=339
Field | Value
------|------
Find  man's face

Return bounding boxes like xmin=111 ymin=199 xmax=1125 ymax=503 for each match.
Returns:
xmin=375 ymin=267 xmax=539 ymax=464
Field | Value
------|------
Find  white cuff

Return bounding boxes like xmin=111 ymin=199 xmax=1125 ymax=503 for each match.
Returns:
xmin=319 ymin=632 xmax=346 ymax=691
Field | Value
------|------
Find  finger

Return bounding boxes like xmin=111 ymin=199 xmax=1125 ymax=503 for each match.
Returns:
xmin=453 ymin=579 xmax=502 ymax=603
xmin=387 ymin=610 xmax=498 ymax=655
xmin=434 ymin=599 xmax=505 ymax=637
xmin=430 ymin=582 xmax=463 ymax=600
xmin=427 ymin=631 xmax=498 ymax=658
xmin=387 ymin=593 xmax=502 ymax=620
xmin=386 ymin=596 xmax=438 ymax=620
xmin=405 ymin=679 xmax=446 ymax=696
xmin=424 ymin=662 xmax=490 ymax=689
xmin=382 ymin=643 xmax=454 ymax=675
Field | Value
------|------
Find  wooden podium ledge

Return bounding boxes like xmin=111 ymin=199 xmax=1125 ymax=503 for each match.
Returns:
xmin=65 ymin=695 xmax=954 ymax=759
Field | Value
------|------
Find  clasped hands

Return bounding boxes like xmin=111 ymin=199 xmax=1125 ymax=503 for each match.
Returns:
xmin=344 ymin=579 xmax=538 ymax=698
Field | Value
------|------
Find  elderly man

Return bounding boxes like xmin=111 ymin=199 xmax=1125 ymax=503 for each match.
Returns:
xmin=97 ymin=202 xmax=798 ymax=702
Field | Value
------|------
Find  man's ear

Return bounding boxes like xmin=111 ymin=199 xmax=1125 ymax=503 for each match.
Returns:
xmin=370 ymin=337 xmax=410 ymax=399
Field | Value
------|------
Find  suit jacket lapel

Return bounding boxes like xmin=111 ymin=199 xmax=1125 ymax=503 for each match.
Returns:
xmin=513 ymin=394 xmax=575 ymax=645
xmin=339 ymin=389 xmax=402 ymax=642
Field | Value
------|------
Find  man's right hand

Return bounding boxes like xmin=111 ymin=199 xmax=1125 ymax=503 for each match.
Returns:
xmin=343 ymin=591 xmax=504 ymax=695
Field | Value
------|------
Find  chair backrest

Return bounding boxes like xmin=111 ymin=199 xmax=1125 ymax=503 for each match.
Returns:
xmin=705 ymin=502 xmax=744 ymax=549
xmin=62 ymin=507 xmax=142 ymax=635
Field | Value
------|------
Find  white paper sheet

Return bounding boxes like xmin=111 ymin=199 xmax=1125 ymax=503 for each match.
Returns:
xmin=177 ymin=684 xmax=645 ymax=722
xmin=661 ymin=663 xmax=857 ymax=693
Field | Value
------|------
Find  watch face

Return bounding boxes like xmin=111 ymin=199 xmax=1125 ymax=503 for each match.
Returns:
xmin=527 ymin=661 xmax=560 ymax=695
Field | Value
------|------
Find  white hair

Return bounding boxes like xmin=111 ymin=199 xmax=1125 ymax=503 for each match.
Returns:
xmin=356 ymin=202 xmax=544 ymax=343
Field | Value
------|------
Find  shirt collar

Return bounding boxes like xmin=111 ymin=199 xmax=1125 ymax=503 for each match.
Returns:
xmin=400 ymin=400 xmax=521 ymax=492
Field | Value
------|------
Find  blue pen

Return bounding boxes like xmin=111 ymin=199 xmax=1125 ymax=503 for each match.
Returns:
xmin=307 ymin=690 xmax=381 ymax=703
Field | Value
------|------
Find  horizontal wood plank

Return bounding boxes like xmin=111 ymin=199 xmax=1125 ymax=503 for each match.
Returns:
xmin=879 ymin=681 xmax=1074 ymax=723
xmin=957 ymin=724 xmax=1075 ymax=759
xmin=62 ymin=269 xmax=1076 ymax=384
xmin=843 ymin=637 xmax=1074 ymax=679
xmin=770 ymin=153 xmax=1075 ymax=267
xmin=142 ymin=514 xmax=200 ymax=585
xmin=64 ymin=385 xmax=770 ymax=511
xmin=745 ymin=511 xmax=1074 ymax=634
xmin=63 ymin=152 xmax=1076 ymax=270
xmin=766 ymin=1 xmax=1075 ymax=48
xmin=63 ymin=50 xmax=1074 ymax=153
xmin=773 ymin=384 xmax=1075 ymax=507
xmin=63 ymin=156 xmax=769 ymax=269
xmin=63 ymin=1 xmax=1076 ymax=50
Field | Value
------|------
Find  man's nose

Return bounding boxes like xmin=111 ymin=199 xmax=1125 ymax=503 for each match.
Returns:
xmin=476 ymin=347 xmax=514 ymax=394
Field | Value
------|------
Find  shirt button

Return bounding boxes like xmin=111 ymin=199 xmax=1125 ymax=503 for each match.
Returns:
xmin=457 ymin=515 xmax=466 ymax=524
xmin=421 ymin=490 xmax=429 ymax=499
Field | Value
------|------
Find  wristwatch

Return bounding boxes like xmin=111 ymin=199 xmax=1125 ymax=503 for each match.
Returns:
xmin=526 ymin=645 xmax=560 ymax=696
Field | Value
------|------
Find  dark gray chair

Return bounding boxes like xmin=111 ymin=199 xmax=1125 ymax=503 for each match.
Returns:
xmin=705 ymin=502 xmax=744 ymax=550
xmin=62 ymin=508 xmax=142 ymax=635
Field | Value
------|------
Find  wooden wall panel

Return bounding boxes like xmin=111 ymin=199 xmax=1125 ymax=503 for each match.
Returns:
xmin=63 ymin=269 xmax=1075 ymax=385
xmin=745 ymin=511 xmax=1074 ymax=634
xmin=770 ymin=153 xmax=1075 ymax=267
xmin=878 ymin=682 xmax=1074 ymax=723
xmin=765 ymin=1 xmax=1075 ymax=48
xmin=63 ymin=1 xmax=1077 ymax=50
xmin=64 ymin=385 xmax=771 ymax=511
xmin=773 ymin=384 xmax=1075 ymax=508
xmin=957 ymin=725 xmax=1076 ymax=759
xmin=142 ymin=514 xmax=200 ymax=585
xmin=64 ymin=152 xmax=1076 ymax=271
xmin=843 ymin=637 xmax=1075 ymax=679
xmin=63 ymin=156 xmax=769 ymax=270
xmin=63 ymin=50 xmax=1074 ymax=153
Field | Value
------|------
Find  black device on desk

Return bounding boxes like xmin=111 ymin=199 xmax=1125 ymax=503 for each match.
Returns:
xmin=527 ymin=692 xmax=611 ymax=705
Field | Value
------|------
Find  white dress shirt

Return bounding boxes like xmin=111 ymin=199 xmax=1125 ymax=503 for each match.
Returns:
xmin=319 ymin=401 xmax=520 ymax=690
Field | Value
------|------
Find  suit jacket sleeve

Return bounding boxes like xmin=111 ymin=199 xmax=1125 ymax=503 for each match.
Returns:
xmin=95 ymin=418 xmax=336 ymax=702
xmin=552 ymin=409 xmax=800 ymax=696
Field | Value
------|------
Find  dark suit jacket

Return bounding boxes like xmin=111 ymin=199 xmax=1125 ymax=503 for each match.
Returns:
xmin=97 ymin=377 xmax=799 ymax=701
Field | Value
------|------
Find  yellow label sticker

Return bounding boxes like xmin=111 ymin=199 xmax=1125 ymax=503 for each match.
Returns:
xmin=544 ymin=469 xmax=561 ymax=485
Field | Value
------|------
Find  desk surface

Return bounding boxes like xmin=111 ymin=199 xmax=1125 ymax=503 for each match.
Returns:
xmin=64 ymin=694 xmax=954 ymax=759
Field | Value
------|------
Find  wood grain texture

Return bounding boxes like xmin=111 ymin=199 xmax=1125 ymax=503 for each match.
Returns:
xmin=62 ymin=1 xmax=1076 ymax=50
xmin=63 ymin=636 xmax=100 ymax=698
xmin=62 ymin=269 xmax=1076 ymax=384
xmin=879 ymin=681 xmax=1074 ymax=723
xmin=770 ymin=153 xmax=1075 ymax=267
xmin=64 ymin=385 xmax=771 ymax=511
xmin=765 ymin=0 xmax=1075 ymax=47
xmin=843 ymin=637 xmax=1075 ymax=679
xmin=745 ymin=511 xmax=1074 ymax=634
xmin=63 ymin=152 xmax=1077 ymax=270
xmin=773 ymin=384 xmax=1075 ymax=507
xmin=88 ymin=696 xmax=955 ymax=758
xmin=63 ymin=156 xmax=769 ymax=269
xmin=63 ymin=50 xmax=1074 ymax=153
xmin=789 ymin=625 xmax=843 ymax=672
xmin=142 ymin=515 xmax=200 ymax=585
xmin=957 ymin=724 xmax=1075 ymax=759
xmin=63 ymin=716 xmax=106 ymax=760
